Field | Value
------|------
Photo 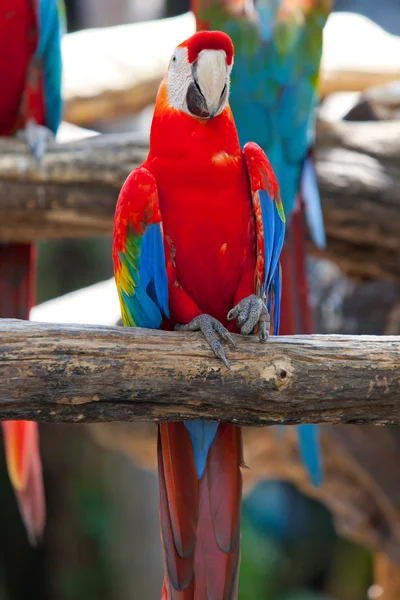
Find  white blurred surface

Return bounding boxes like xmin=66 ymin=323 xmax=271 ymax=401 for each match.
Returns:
xmin=31 ymin=278 xmax=120 ymax=326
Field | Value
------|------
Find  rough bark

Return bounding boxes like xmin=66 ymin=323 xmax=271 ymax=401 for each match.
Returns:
xmin=1 ymin=120 xmax=400 ymax=279
xmin=312 ymin=120 xmax=400 ymax=280
xmin=0 ymin=133 xmax=147 ymax=241
xmin=0 ymin=320 xmax=398 ymax=424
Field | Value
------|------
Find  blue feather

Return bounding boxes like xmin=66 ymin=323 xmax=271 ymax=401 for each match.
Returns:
xmin=36 ymin=0 xmax=64 ymax=133
xmin=119 ymin=223 xmax=169 ymax=329
xmin=184 ymin=420 xmax=219 ymax=479
xmin=259 ymin=190 xmax=274 ymax=293
xmin=297 ymin=425 xmax=323 ymax=486
xmin=121 ymin=287 xmax=162 ymax=329
xmin=301 ymin=156 xmax=326 ymax=249
xmin=258 ymin=190 xmax=285 ymax=297
xmin=270 ymin=203 xmax=285 ymax=288
xmin=140 ymin=224 xmax=170 ymax=319
xmin=272 ymin=264 xmax=281 ymax=336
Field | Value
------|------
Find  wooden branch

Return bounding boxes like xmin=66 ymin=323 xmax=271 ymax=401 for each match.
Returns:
xmin=0 ymin=320 xmax=398 ymax=424
xmin=62 ymin=13 xmax=400 ymax=125
xmin=0 ymin=133 xmax=147 ymax=241
xmin=312 ymin=119 xmax=400 ymax=280
xmin=1 ymin=119 xmax=400 ymax=280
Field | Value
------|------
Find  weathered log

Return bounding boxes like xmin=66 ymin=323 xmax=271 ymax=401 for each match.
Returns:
xmin=312 ymin=120 xmax=400 ymax=280
xmin=0 ymin=320 xmax=398 ymax=424
xmin=1 ymin=119 xmax=400 ymax=280
xmin=62 ymin=13 xmax=400 ymax=126
xmin=0 ymin=133 xmax=147 ymax=241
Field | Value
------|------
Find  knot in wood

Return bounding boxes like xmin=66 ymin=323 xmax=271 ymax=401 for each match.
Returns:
xmin=273 ymin=357 xmax=293 ymax=391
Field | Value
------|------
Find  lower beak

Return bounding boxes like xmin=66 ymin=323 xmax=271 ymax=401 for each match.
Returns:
xmin=186 ymin=82 xmax=210 ymax=119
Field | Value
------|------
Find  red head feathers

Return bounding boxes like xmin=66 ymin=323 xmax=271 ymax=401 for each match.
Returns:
xmin=179 ymin=31 xmax=234 ymax=66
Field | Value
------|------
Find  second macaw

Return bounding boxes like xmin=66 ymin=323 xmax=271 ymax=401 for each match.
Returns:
xmin=0 ymin=0 xmax=64 ymax=543
xmin=114 ymin=31 xmax=285 ymax=598
xmin=192 ymin=0 xmax=332 ymax=486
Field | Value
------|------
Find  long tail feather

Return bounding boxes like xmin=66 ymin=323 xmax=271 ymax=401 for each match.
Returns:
xmin=301 ymin=156 xmax=326 ymax=250
xmin=297 ymin=424 xmax=323 ymax=487
xmin=0 ymin=243 xmax=46 ymax=541
xmin=159 ymin=422 xmax=242 ymax=599
xmin=1 ymin=421 xmax=46 ymax=544
xmin=280 ymin=209 xmax=323 ymax=485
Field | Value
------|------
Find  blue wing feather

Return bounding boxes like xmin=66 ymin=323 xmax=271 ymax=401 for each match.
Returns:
xmin=297 ymin=425 xmax=323 ymax=487
xmin=259 ymin=190 xmax=275 ymax=292
xmin=119 ymin=223 xmax=169 ymax=329
xmin=36 ymin=0 xmax=64 ymax=133
xmin=272 ymin=264 xmax=281 ymax=336
xmin=258 ymin=189 xmax=285 ymax=303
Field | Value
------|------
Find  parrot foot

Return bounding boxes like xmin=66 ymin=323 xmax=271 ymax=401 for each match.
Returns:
xmin=227 ymin=294 xmax=270 ymax=342
xmin=17 ymin=118 xmax=54 ymax=163
xmin=175 ymin=314 xmax=236 ymax=369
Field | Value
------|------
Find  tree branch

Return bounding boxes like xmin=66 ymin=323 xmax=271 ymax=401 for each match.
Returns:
xmin=0 ymin=320 xmax=398 ymax=424
xmin=312 ymin=120 xmax=400 ymax=280
xmin=1 ymin=120 xmax=400 ymax=280
xmin=0 ymin=133 xmax=147 ymax=241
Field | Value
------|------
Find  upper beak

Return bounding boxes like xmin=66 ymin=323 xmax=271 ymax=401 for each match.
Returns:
xmin=186 ymin=50 xmax=228 ymax=119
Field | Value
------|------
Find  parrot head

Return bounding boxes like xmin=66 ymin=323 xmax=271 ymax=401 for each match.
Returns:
xmin=166 ymin=31 xmax=234 ymax=120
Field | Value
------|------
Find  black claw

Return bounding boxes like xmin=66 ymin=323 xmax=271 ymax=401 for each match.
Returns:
xmin=227 ymin=307 xmax=238 ymax=321
xmin=259 ymin=322 xmax=269 ymax=342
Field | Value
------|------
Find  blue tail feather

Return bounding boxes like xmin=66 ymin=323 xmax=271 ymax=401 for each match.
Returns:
xmin=184 ymin=420 xmax=219 ymax=479
xmin=297 ymin=424 xmax=323 ymax=486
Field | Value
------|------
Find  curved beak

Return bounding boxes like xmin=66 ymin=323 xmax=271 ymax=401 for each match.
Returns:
xmin=186 ymin=50 xmax=228 ymax=119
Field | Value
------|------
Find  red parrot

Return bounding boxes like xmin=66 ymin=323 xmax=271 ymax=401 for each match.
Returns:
xmin=113 ymin=31 xmax=285 ymax=598
xmin=0 ymin=0 xmax=63 ymax=543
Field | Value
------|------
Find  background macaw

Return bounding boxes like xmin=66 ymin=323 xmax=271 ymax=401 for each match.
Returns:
xmin=113 ymin=31 xmax=285 ymax=598
xmin=0 ymin=0 xmax=64 ymax=543
xmin=192 ymin=0 xmax=332 ymax=486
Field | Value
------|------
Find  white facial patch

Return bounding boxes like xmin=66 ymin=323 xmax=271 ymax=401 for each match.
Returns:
xmin=167 ymin=47 xmax=193 ymax=112
xmin=167 ymin=46 xmax=232 ymax=118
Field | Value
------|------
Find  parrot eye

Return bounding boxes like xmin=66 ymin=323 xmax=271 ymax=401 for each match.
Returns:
xmin=172 ymin=55 xmax=177 ymax=63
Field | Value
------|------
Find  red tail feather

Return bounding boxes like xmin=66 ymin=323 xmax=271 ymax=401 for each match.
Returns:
xmin=158 ymin=423 xmax=242 ymax=599
xmin=13 ymin=422 xmax=46 ymax=545
xmin=0 ymin=243 xmax=46 ymax=542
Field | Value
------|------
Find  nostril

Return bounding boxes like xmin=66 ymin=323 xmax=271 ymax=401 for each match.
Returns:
xmin=220 ymin=84 xmax=227 ymax=99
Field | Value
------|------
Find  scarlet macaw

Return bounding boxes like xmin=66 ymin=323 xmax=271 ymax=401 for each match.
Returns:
xmin=0 ymin=0 xmax=64 ymax=543
xmin=113 ymin=31 xmax=285 ymax=598
xmin=192 ymin=0 xmax=332 ymax=485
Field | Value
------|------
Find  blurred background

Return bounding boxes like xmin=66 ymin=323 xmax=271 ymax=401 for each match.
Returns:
xmin=1 ymin=1 xmax=400 ymax=599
